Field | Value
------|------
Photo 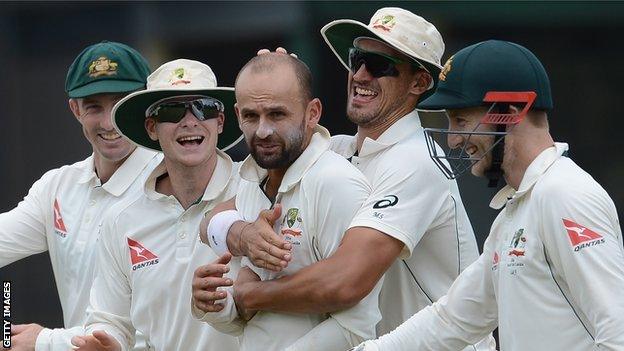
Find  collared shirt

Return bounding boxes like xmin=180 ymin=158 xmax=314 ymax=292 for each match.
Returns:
xmin=197 ymin=126 xmax=381 ymax=350
xmin=84 ymin=151 xmax=240 ymax=351
xmin=375 ymin=142 xmax=624 ymax=351
xmin=330 ymin=111 xmax=484 ymax=344
xmin=0 ymin=147 xmax=161 ymax=349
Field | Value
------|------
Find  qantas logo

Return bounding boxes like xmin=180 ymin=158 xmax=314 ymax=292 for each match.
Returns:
xmin=562 ymin=218 xmax=605 ymax=252
xmin=53 ymin=199 xmax=68 ymax=238
xmin=127 ymin=238 xmax=159 ymax=270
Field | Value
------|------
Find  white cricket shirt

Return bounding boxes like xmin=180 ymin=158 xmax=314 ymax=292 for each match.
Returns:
xmin=0 ymin=147 xmax=161 ymax=350
xmin=330 ymin=111 xmax=483 ymax=336
xmin=196 ymin=126 xmax=382 ymax=350
xmin=84 ymin=151 xmax=240 ymax=351
xmin=373 ymin=143 xmax=624 ymax=350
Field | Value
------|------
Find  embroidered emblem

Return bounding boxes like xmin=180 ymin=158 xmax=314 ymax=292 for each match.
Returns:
xmin=88 ymin=56 xmax=118 ymax=77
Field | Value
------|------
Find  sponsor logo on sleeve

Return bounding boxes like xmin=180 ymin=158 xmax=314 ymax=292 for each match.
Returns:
xmin=127 ymin=238 xmax=159 ymax=270
xmin=373 ymin=195 xmax=398 ymax=209
xmin=53 ymin=199 xmax=68 ymax=238
xmin=562 ymin=218 xmax=605 ymax=252
xmin=491 ymin=251 xmax=500 ymax=271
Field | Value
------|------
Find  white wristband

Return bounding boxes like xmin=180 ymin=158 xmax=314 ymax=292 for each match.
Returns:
xmin=208 ymin=210 xmax=242 ymax=256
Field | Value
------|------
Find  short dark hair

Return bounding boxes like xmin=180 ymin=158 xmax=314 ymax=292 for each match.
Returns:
xmin=236 ymin=53 xmax=313 ymax=102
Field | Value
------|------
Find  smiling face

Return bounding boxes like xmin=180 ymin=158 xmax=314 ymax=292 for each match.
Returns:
xmin=346 ymin=39 xmax=422 ymax=128
xmin=446 ymin=107 xmax=498 ymax=177
xmin=70 ymin=93 xmax=136 ymax=163
xmin=235 ymin=62 xmax=320 ymax=170
xmin=145 ymin=96 xmax=223 ymax=168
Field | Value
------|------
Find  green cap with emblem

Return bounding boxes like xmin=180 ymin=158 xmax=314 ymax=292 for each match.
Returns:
xmin=419 ymin=40 xmax=553 ymax=111
xmin=65 ymin=41 xmax=150 ymax=98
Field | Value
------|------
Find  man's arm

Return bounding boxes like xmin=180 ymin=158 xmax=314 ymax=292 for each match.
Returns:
xmin=208 ymin=204 xmax=292 ymax=271
xmin=235 ymin=226 xmax=402 ymax=314
xmin=190 ymin=253 xmax=247 ymax=336
xmin=355 ymin=246 xmax=499 ymax=350
xmin=538 ymin=184 xmax=624 ymax=350
xmin=0 ymin=171 xmax=51 ymax=267
xmin=81 ymin=218 xmax=135 ymax=351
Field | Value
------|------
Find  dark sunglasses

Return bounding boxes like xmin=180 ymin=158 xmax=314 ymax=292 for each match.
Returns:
xmin=348 ymin=47 xmax=426 ymax=78
xmin=146 ymin=95 xmax=224 ymax=123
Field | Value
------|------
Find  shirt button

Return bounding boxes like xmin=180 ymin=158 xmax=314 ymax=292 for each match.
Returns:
xmin=179 ymin=232 xmax=186 ymax=239
xmin=181 ymin=216 xmax=186 ymax=222
xmin=90 ymin=200 xmax=96 ymax=206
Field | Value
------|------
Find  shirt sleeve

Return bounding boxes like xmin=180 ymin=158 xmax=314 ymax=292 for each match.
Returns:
xmin=302 ymin=157 xmax=381 ymax=341
xmin=83 ymin=215 xmax=135 ymax=351
xmin=536 ymin=183 xmax=624 ymax=350
xmin=0 ymin=171 xmax=53 ymax=267
xmin=349 ymin=150 xmax=450 ymax=258
xmin=373 ymin=234 xmax=499 ymax=350
xmin=190 ymin=287 xmax=245 ymax=336
xmin=34 ymin=326 xmax=84 ymax=351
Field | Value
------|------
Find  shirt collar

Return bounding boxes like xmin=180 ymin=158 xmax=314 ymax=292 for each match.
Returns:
xmin=358 ymin=110 xmax=422 ymax=157
xmin=144 ymin=149 xmax=234 ymax=203
xmin=239 ymin=125 xmax=330 ymax=193
xmin=77 ymin=148 xmax=159 ymax=197
xmin=490 ymin=142 xmax=569 ymax=209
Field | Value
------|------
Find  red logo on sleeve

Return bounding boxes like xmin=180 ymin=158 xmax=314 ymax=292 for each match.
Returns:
xmin=127 ymin=238 xmax=159 ymax=270
xmin=562 ymin=218 xmax=605 ymax=251
xmin=53 ymin=199 xmax=68 ymax=237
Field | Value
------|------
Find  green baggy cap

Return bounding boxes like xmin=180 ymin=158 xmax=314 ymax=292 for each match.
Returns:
xmin=419 ymin=40 xmax=553 ymax=111
xmin=65 ymin=41 xmax=150 ymax=98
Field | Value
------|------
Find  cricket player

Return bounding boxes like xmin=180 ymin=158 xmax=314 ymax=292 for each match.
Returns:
xmin=192 ymin=53 xmax=382 ymax=351
xmin=200 ymin=8 xmax=494 ymax=350
xmin=0 ymin=41 xmax=161 ymax=350
xmin=354 ymin=40 xmax=624 ymax=350
xmin=70 ymin=59 xmax=242 ymax=351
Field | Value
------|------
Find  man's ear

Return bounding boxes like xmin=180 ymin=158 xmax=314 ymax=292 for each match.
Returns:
xmin=408 ymin=71 xmax=432 ymax=96
xmin=69 ymin=99 xmax=81 ymax=121
xmin=217 ymin=112 xmax=225 ymax=134
xmin=234 ymin=103 xmax=243 ymax=130
xmin=305 ymin=98 xmax=322 ymax=128
xmin=145 ymin=118 xmax=159 ymax=141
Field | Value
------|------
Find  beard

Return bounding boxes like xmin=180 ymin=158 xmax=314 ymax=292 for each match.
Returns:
xmin=249 ymin=120 xmax=306 ymax=169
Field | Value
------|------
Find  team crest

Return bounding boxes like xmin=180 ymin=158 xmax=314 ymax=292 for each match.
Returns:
xmin=372 ymin=15 xmax=396 ymax=32
xmin=88 ymin=56 xmax=118 ymax=77
xmin=508 ymin=228 xmax=527 ymax=257
xmin=170 ymin=67 xmax=191 ymax=86
xmin=53 ymin=199 xmax=68 ymax=238
xmin=439 ymin=56 xmax=453 ymax=81
xmin=281 ymin=208 xmax=303 ymax=245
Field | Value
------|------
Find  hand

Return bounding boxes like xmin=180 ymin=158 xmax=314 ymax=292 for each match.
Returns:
xmin=256 ymin=47 xmax=298 ymax=58
xmin=233 ymin=266 xmax=261 ymax=321
xmin=237 ymin=204 xmax=292 ymax=271
xmin=3 ymin=323 xmax=43 ymax=351
xmin=70 ymin=330 xmax=121 ymax=351
xmin=192 ymin=252 xmax=234 ymax=313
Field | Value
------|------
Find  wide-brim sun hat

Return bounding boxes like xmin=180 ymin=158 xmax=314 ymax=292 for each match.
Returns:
xmin=112 ymin=59 xmax=242 ymax=152
xmin=321 ymin=7 xmax=445 ymax=101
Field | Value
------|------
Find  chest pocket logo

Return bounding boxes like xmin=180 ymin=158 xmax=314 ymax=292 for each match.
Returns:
xmin=280 ymin=208 xmax=303 ymax=245
xmin=373 ymin=195 xmax=398 ymax=209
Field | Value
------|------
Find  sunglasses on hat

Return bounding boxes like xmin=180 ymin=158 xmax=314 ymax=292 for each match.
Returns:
xmin=348 ymin=47 xmax=426 ymax=78
xmin=146 ymin=95 xmax=224 ymax=123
